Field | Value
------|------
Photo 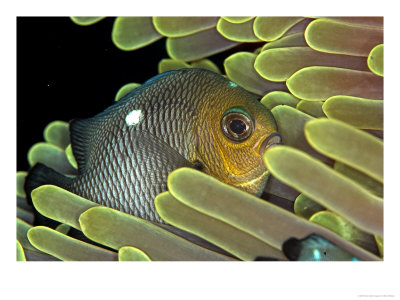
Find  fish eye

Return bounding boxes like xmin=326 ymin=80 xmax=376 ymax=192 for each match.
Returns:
xmin=221 ymin=108 xmax=254 ymax=142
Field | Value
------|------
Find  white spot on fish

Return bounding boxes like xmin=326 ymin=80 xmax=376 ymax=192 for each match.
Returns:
xmin=229 ymin=81 xmax=238 ymax=88
xmin=125 ymin=110 xmax=142 ymax=126
xmin=313 ymin=249 xmax=321 ymax=260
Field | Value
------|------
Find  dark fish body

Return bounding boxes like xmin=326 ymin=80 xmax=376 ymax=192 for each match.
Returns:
xmin=26 ymin=69 xmax=279 ymax=224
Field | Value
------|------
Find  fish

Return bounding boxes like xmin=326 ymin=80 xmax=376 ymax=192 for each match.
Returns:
xmin=25 ymin=68 xmax=281 ymax=224
xmin=282 ymin=234 xmax=361 ymax=261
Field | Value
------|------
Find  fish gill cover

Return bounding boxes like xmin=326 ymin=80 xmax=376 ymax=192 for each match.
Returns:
xmin=17 ymin=16 xmax=383 ymax=261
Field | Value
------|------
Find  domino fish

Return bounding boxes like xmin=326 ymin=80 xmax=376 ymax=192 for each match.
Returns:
xmin=283 ymin=234 xmax=361 ymax=261
xmin=25 ymin=68 xmax=281 ymax=224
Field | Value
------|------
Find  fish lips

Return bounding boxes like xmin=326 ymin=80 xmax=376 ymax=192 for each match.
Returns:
xmin=258 ymin=132 xmax=282 ymax=155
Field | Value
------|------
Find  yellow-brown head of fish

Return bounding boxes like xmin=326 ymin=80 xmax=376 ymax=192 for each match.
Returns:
xmin=190 ymin=71 xmax=280 ymax=196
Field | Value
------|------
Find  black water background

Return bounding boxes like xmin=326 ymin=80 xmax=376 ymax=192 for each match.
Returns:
xmin=17 ymin=17 xmax=168 ymax=171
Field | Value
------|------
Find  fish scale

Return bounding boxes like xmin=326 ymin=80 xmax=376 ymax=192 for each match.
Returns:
xmin=25 ymin=68 xmax=279 ymax=224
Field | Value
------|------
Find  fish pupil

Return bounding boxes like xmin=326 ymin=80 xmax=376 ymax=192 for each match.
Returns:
xmin=229 ymin=119 xmax=246 ymax=135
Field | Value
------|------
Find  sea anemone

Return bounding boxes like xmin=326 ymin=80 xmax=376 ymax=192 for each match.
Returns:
xmin=17 ymin=16 xmax=383 ymax=261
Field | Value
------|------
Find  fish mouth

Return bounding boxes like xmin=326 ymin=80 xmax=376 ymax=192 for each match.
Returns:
xmin=258 ymin=132 xmax=282 ymax=155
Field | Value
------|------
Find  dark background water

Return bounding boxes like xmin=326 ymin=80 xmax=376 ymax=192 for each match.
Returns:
xmin=17 ymin=17 xmax=167 ymax=171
